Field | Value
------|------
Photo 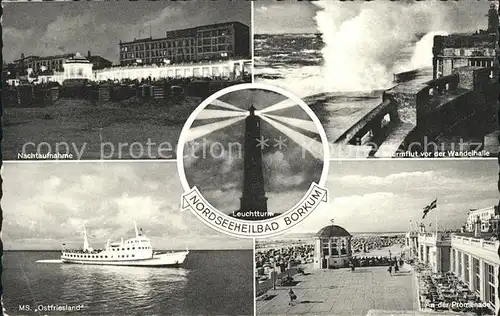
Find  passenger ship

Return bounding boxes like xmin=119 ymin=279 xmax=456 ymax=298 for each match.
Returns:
xmin=61 ymin=222 xmax=189 ymax=267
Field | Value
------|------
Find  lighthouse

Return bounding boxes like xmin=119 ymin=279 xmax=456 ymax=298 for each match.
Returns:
xmin=487 ymin=2 xmax=499 ymax=34
xmin=232 ymin=105 xmax=276 ymax=220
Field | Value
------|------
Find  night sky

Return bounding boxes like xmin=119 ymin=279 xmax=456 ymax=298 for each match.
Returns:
xmin=3 ymin=1 xmax=251 ymax=64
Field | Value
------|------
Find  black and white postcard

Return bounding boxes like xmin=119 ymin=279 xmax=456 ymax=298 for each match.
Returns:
xmin=3 ymin=1 xmax=251 ymax=160
xmin=1 ymin=1 xmax=499 ymax=316
xmin=254 ymin=0 xmax=499 ymax=158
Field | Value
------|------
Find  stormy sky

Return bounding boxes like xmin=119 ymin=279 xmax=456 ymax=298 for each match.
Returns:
xmin=2 ymin=162 xmax=252 ymax=250
xmin=3 ymin=1 xmax=250 ymax=64
xmin=294 ymin=159 xmax=499 ymax=234
xmin=255 ymin=0 xmax=495 ymax=34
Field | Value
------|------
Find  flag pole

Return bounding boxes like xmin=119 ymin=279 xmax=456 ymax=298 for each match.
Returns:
xmin=435 ymin=212 xmax=438 ymax=234
xmin=435 ymin=197 xmax=438 ymax=234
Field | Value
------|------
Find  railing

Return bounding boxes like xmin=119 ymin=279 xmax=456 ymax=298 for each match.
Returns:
xmin=99 ymin=59 xmax=251 ymax=72
xmin=424 ymin=74 xmax=459 ymax=95
xmin=451 ymin=235 xmax=499 ymax=252
xmin=335 ymin=99 xmax=394 ymax=145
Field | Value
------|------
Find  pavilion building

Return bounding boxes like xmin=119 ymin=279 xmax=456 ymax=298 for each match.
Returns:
xmin=313 ymin=224 xmax=352 ymax=269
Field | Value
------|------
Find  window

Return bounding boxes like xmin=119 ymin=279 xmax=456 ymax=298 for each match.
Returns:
xmin=464 ymin=255 xmax=470 ymax=284
xmin=322 ymin=241 xmax=329 ymax=256
xmin=132 ymin=254 xmax=135 ymax=258
xmin=485 ymin=263 xmax=496 ymax=308
xmin=472 ymin=257 xmax=480 ymax=292
xmin=457 ymin=251 xmax=462 ymax=278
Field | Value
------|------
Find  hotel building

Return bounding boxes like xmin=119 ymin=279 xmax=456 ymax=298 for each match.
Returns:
xmin=414 ymin=224 xmax=451 ymax=274
xmin=432 ymin=4 xmax=498 ymax=79
xmin=466 ymin=206 xmax=499 ymax=232
xmin=450 ymin=223 xmax=499 ymax=315
xmin=14 ymin=51 xmax=111 ymax=74
xmin=412 ymin=207 xmax=500 ymax=315
xmin=119 ymin=22 xmax=250 ymax=66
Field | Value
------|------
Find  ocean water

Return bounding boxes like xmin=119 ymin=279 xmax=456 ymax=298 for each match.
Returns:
xmin=254 ymin=33 xmax=434 ymax=145
xmin=3 ymin=250 xmax=253 ymax=316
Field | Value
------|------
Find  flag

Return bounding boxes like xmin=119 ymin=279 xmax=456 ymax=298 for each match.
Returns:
xmin=422 ymin=199 xmax=437 ymax=219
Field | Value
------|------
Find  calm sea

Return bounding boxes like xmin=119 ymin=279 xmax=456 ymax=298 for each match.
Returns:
xmin=3 ymin=250 xmax=253 ymax=316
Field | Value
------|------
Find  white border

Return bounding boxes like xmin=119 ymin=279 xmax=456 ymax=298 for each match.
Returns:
xmin=176 ymin=83 xmax=330 ymax=238
xmin=4 ymin=157 xmax=498 ymax=163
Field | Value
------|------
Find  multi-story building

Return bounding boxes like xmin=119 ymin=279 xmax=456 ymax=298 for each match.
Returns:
xmin=13 ymin=51 xmax=112 ymax=74
xmin=119 ymin=22 xmax=250 ymax=66
xmin=411 ymin=207 xmax=499 ymax=315
xmin=14 ymin=53 xmax=74 ymax=73
xmin=416 ymin=224 xmax=451 ymax=273
xmin=466 ymin=206 xmax=499 ymax=233
xmin=450 ymin=219 xmax=499 ymax=315
xmin=432 ymin=5 xmax=499 ymax=79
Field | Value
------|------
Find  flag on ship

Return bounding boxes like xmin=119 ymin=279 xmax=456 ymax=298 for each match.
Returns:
xmin=422 ymin=199 xmax=437 ymax=219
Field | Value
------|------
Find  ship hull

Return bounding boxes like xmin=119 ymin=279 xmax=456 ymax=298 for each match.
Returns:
xmin=61 ymin=251 xmax=189 ymax=267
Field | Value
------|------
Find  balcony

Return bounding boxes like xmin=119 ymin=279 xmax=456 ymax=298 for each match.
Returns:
xmin=451 ymin=234 xmax=499 ymax=253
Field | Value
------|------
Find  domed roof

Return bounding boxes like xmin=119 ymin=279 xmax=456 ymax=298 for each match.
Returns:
xmin=66 ymin=52 xmax=90 ymax=64
xmin=316 ymin=225 xmax=351 ymax=238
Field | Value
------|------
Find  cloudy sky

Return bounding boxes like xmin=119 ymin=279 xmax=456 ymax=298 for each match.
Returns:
xmin=3 ymin=1 xmax=250 ymax=64
xmin=294 ymin=159 xmax=499 ymax=234
xmin=255 ymin=0 xmax=493 ymax=34
xmin=2 ymin=162 xmax=252 ymax=250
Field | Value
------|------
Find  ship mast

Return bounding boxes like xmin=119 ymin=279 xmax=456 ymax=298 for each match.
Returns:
xmin=134 ymin=221 xmax=139 ymax=238
xmin=83 ymin=225 xmax=90 ymax=251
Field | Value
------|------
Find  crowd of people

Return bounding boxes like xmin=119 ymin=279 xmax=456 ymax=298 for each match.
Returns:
xmin=255 ymin=244 xmax=314 ymax=270
xmin=351 ymin=235 xmax=406 ymax=253
xmin=418 ymin=268 xmax=493 ymax=315
xmin=255 ymin=235 xmax=406 ymax=273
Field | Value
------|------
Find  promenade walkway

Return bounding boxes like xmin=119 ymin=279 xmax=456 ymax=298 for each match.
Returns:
xmin=256 ymin=266 xmax=417 ymax=316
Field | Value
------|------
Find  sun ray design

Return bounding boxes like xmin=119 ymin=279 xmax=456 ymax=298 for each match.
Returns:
xmin=210 ymin=99 xmax=247 ymax=112
xmin=257 ymin=98 xmax=298 ymax=114
xmin=259 ymin=115 xmax=323 ymax=160
xmin=261 ymin=113 xmax=318 ymax=134
xmin=185 ymin=116 xmax=247 ymax=142
xmin=195 ymin=109 xmax=248 ymax=120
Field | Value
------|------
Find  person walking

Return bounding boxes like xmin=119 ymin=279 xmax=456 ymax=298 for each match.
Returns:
xmin=387 ymin=265 xmax=393 ymax=276
xmin=288 ymin=289 xmax=297 ymax=306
